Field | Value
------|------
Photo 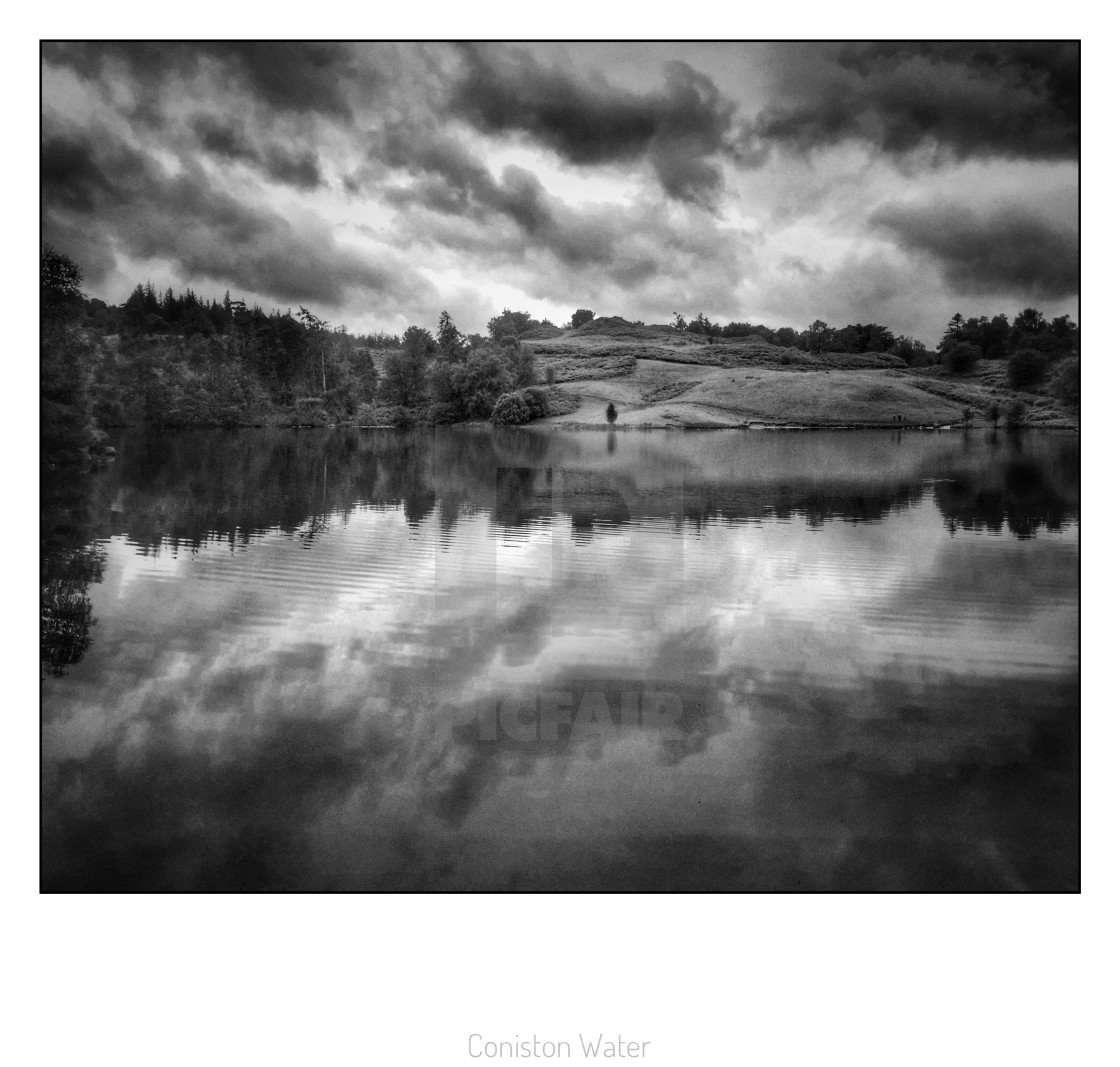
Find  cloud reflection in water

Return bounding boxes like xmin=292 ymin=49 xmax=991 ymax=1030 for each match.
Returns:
xmin=41 ymin=428 xmax=1078 ymax=890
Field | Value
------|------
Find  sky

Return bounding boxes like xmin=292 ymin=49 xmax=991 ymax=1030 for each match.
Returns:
xmin=40 ymin=41 xmax=1079 ymax=346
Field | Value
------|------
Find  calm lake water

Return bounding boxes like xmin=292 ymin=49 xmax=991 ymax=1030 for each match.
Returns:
xmin=41 ymin=427 xmax=1079 ymax=891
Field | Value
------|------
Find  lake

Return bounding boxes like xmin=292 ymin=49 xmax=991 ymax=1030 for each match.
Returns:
xmin=41 ymin=427 xmax=1080 ymax=891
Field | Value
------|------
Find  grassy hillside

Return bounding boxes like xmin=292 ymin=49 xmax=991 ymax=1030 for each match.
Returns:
xmin=523 ymin=320 xmax=1078 ymax=429
xmin=528 ymin=317 xmax=904 ymax=368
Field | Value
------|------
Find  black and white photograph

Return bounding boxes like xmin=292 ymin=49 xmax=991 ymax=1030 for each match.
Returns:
xmin=41 ymin=40 xmax=1080 ymax=896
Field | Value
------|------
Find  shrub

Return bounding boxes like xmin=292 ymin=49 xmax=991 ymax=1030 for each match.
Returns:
xmin=522 ymin=387 xmax=549 ymax=420
xmin=988 ymin=402 xmax=1000 ymax=425
xmin=545 ymin=366 xmax=557 ymax=386
xmin=1007 ymin=347 xmax=1050 ymax=389
xmin=356 ymin=402 xmax=378 ymax=425
xmin=962 ymin=407 xmax=973 ymax=423
xmin=944 ymin=341 xmax=981 ymax=373
xmin=491 ymin=392 xmax=532 ymax=425
xmin=1051 ymin=358 xmax=1079 ymax=406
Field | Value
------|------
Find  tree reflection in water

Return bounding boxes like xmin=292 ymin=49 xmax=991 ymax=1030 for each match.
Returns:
xmin=41 ymin=428 xmax=1079 ymax=890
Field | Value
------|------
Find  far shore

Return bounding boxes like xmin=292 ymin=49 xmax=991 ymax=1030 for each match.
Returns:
xmin=90 ymin=332 xmax=1079 ymax=438
xmin=525 ymin=353 xmax=1076 ymax=432
xmin=526 ymin=419 xmax=1080 ymax=432
xmin=332 ymin=419 xmax=1079 ymax=432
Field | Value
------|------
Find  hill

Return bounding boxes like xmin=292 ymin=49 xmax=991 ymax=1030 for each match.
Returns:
xmin=521 ymin=323 xmax=1078 ymax=429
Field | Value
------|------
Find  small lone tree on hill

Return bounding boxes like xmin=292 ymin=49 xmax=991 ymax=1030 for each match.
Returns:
xmin=606 ymin=402 xmax=618 ymax=425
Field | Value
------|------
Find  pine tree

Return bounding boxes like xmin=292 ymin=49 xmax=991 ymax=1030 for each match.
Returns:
xmin=437 ymin=310 xmax=464 ymax=360
xmin=162 ymin=286 xmax=179 ymax=322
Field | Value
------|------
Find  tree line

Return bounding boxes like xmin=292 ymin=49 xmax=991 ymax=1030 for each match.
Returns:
xmin=41 ymin=246 xmax=568 ymax=468
xmin=42 ymin=244 xmax=1080 ymax=472
xmin=668 ymin=311 xmax=931 ymax=363
xmin=936 ymin=309 xmax=1079 ymax=400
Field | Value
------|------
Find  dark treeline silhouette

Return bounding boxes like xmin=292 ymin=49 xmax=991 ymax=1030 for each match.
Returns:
xmin=42 ymin=246 xmax=568 ymax=459
xmin=672 ymin=311 xmax=929 ymax=364
xmin=43 ymin=245 xmax=1080 ymax=475
xmin=937 ymin=309 xmax=1080 ymax=395
xmin=673 ymin=307 xmax=1080 ymax=383
xmin=93 ymin=278 xmax=406 ymax=351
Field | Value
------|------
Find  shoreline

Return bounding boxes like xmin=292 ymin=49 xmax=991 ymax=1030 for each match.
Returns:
xmin=531 ymin=420 xmax=1079 ymax=432
xmin=95 ymin=419 xmax=1079 ymax=433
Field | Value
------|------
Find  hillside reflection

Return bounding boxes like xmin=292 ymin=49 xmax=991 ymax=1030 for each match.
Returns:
xmin=41 ymin=429 xmax=1079 ymax=889
xmin=55 ymin=425 xmax=1080 ymax=545
xmin=41 ymin=427 xmax=1078 ymax=680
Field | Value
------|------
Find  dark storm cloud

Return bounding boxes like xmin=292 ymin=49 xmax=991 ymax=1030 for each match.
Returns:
xmin=44 ymin=44 xmax=330 ymax=193
xmin=205 ymin=41 xmax=358 ymax=118
xmin=41 ymin=129 xmax=135 ymax=213
xmin=384 ymin=163 xmax=635 ymax=274
xmin=43 ymin=41 xmax=357 ymax=119
xmin=191 ymin=115 xmax=325 ymax=190
xmin=376 ymin=126 xmax=608 ymax=262
xmin=372 ymin=123 xmax=747 ymax=300
xmin=41 ymin=41 xmax=1079 ymax=337
xmin=871 ymin=199 xmax=1079 ymax=299
xmin=378 ymin=125 xmax=544 ymax=227
xmin=751 ymin=42 xmax=1079 ymax=163
xmin=445 ymin=45 xmax=736 ymax=205
xmin=41 ymin=122 xmax=433 ymax=309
